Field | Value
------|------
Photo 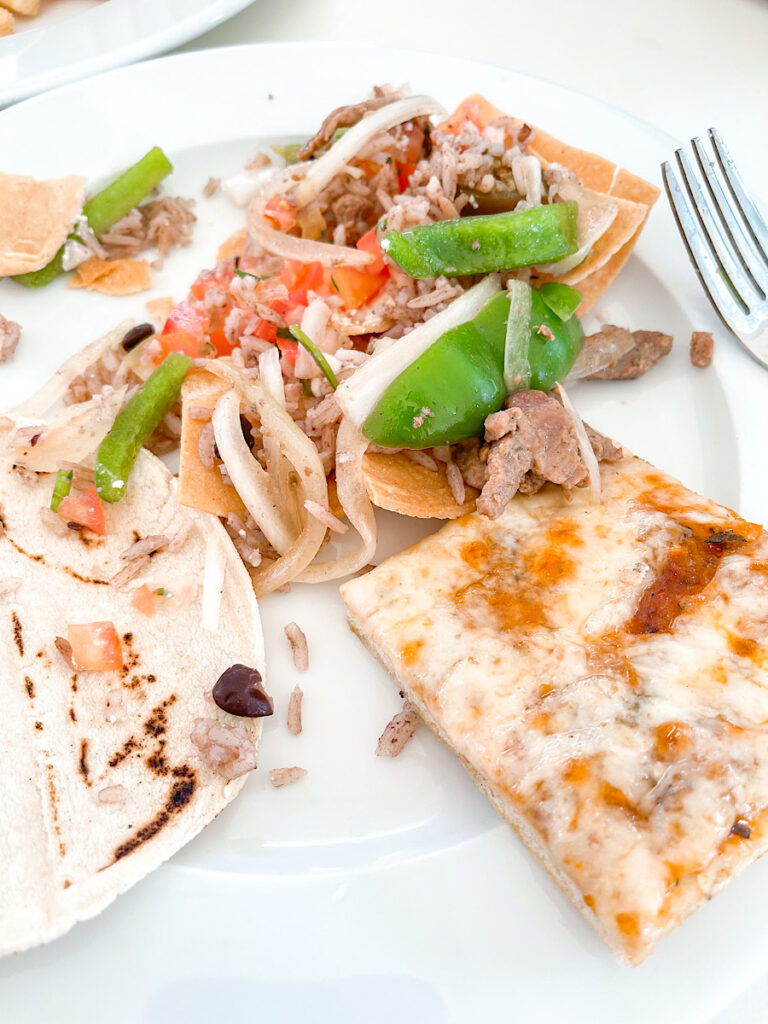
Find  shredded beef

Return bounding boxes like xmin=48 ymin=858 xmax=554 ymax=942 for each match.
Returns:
xmin=690 ymin=331 xmax=714 ymax=368
xmin=585 ymin=325 xmax=673 ymax=380
xmin=468 ymin=390 xmax=621 ymax=519
xmin=296 ymin=91 xmax=394 ymax=161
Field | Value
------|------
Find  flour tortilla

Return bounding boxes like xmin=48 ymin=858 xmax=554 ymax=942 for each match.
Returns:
xmin=0 ymin=173 xmax=85 ymax=277
xmin=0 ymin=446 xmax=265 ymax=957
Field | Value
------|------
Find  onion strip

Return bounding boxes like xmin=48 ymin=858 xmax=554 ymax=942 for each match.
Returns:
xmin=335 ymin=275 xmax=501 ymax=427
xmin=536 ymin=182 xmax=618 ymax=275
xmin=258 ymin=347 xmax=302 ymax=535
xmin=247 ymin=196 xmax=373 ymax=267
xmin=212 ymin=389 xmax=295 ymax=554
xmin=296 ymin=417 xmax=376 ymax=582
xmin=293 ymin=95 xmax=446 ymax=209
xmin=204 ymin=361 xmax=329 ymax=596
xmin=554 ymin=382 xmax=601 ymax=503
xmin=201 ymin=531 xmax=226 ymax=633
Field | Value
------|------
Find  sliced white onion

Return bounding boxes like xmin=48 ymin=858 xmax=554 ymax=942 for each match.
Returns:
xmin=564 ymin=329 xmax=636 ymax=382
xmin=212 ymin=388 xmax=295 ymax=554
xmin=297 ymin=417 xmax=377 ymax=583
xmin=536 ymin=182 xmax=619 ymax=275
xmin=510 ymin=154 xmax=543 ymax=206
xmin=503 ymin=281 xmax=532 ymax=393
xmin=201 ymin=532 xmax=226 ymax=633
xmin=293 ymin=95 xmax=446 ymax=209
xmin=247 ymin=196 xmax=373 ymax=267
xmin=554 ymin=382 xmax=601 ymax=503
xmin=258 ymin=346 xmax=286 ymax=406
xmin=12 ymin=322 xmax=131 ymax=418
xmin=336 ymin=275 xmax=501 ymax=427
xmin=12 ymin=386 xmax=127 ymax=472
xmin=204 ymin=361 xmax=329 ymax=596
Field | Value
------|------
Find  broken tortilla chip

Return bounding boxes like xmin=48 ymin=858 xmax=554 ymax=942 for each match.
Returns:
xmin=0 ymin=0 xmax=40 ymax=13
xmin=362 ymin=452 xmax=478 ymax=520
xmin=0 ymin=9 xmax=14 ymax=35
xmin=178 ymin=369 xmax=247 ymax=519
xmin=68 ymin=257 xmax=152 ymax=296
xmin=0 ymin=172 xmax=85 ymax=277
xmin=146 ymin=296 xmax=174 ymax=324
xmin=217 ymin=228 xmax=247 ymax=261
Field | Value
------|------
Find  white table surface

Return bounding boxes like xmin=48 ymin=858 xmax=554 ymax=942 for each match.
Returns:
xmin=177 ymin=4 xmax=768 ymax=1021
xmin=4 ymin=1 xmax=767 ymax=1020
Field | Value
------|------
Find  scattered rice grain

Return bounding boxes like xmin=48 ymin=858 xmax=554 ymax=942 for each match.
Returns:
xmin=284 ymin=622 xmax=309 ymax=671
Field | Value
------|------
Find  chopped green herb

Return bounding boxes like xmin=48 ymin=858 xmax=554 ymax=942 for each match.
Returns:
xmin=50 ymin=469 xmax=73 ymax=512
xmin=233 ymin=268 xmax=261 ymax=281
xmin=300 ymin=379 xmax=313 ymax=396
xmin=289 ymin=326 xmax=339 ymax=390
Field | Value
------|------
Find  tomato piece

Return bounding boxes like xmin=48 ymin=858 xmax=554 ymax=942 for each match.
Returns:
xmin=355 ymin=159 xmax=381 ymax=179
xmin=57 ymin=485 xmax=106 ymax=535
xmin=401 ymin=122 xmax=425 ymax=163
xmin=439 ymin=95 xmax=499 ymax=135
xmin=264 ymin=196 xmax=298 ymax=232
xmin=331 ymin=266 xmax=389 ymax=311
xmin=396 ymin=162 xmax=416 ymax=193
xmin=277 ymin=338 xmax=298 ymax=365
xmin=278 ymin=260 xmax=325 ymax=307
xmin=253 ymin=320 xmax=278 ymax=343
xmin=162 ymin=301 xmax=206 ymax=338
xmin=131 ymin=584 xmax=160 ymax=617
xmin=356 ymin=227 xmax=387 ymax=274
xmin=154 ymin=330 xmax=213 ymax=362
xmin=208 ymin=328 xmax=234 ymax=357
xmin=68 ymin=621 xmax=124 ymax=672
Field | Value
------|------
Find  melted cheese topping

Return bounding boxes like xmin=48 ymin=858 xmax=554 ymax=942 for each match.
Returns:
xmin=341 ymin=456 xmax=768 ymax=964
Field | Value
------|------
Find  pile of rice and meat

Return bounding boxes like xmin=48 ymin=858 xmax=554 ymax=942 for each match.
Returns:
xmin=5 ymin=87 xmax=670 ymax=600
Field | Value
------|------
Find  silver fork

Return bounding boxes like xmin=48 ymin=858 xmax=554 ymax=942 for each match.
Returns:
xmin=661 ymin=129 xmax=768 ymax=367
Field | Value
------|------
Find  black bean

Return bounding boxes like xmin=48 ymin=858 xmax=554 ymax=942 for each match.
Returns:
xmin=121 ymin=323 xmax=155 ymax=351
xmin=212 ymin=664 xmax=273 ymax=718
xmin=731 ymin=818 xmax=752 ymax=839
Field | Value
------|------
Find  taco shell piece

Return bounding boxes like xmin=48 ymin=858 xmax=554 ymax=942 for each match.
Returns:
xmin=178 ymin=368 xmax=247 ymax=519
xmin=0 ymin=0 xmax=40 ymax=14
xmin=0 ymin=172 xmax=86 ymax=277
xmin=69 ymin=257 xmax=152 ymax=296
xmin=0 ymin=447 xmax=265 ymax=956
xmin=0 ymin=9 xmax=13 ymax=35
xmin=362 ymin=452 xmax=477 ymax=520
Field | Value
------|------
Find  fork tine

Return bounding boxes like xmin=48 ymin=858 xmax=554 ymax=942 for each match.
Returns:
xmin=709 ymin=128 xmax=768 ymax=262
xmin=675 ymin=148 xmax=763 ymax=310
xmin=661 ymin=160 xmax=751 ymax=331
xmin=692 ymin=136 xmax=768 ymax=295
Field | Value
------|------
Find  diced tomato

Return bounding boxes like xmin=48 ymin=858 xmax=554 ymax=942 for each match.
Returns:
xmin=438 ymin=95 xmax=499 ymax=135
xmin=131 ymin=584 xmax=160 ymax=617
xmin=253 ymin=320 xmax=278 ymax=343
xmin=153 ymin=330 xmax=213 ymax=362
xmin=207 ymin=328 xmax=234 ymax=357
xmin=67 ymin=621 xmax=124 ymax=672
xmin=331 ymin=265 xmax=389 ymax=311
xmin=356 ymin=227 xmax=387 ymax=274
xmin=264 ymin=196 xmax=298 ymax=232
xmin=355 ymin=159 xmax=381 ymax=179
xmin=162 ymin=300 xmax=206 ymax=338
xmin=401 ymin=122 xmax=425 ymax=163
xmin=57 ymin=485 xmax=106 ymax=535
xmin=396 ymin=162 xmax=416 ymax=193
xmin=277 ymin=338 xmax=298 ymax=365
xmin=278 ymin=260 xmax=325 ymax=307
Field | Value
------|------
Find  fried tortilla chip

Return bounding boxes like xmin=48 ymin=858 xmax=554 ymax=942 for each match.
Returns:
xmin=0 ymin=173 xmax=85 ymax=277
xmin=0 ymin=9 xmax=14 ymax=35
xmin=0 ymin=0 xmax=39 ymax=14
xmin=178 ymin=369 xmax=247 ymax=519
xmin=362 ymin=452 xmax=477 ymax=520
xmin=68 ymin=257 xmax=152 ymax=296
xmin=146 ymin=296 xmax=175 ymax=324
xmin=218 ymin=228 xmax=247 ymax=261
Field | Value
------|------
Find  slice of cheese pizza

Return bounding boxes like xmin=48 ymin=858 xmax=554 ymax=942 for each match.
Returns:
xmin=341 ymin=454 xmax=768 ymax=965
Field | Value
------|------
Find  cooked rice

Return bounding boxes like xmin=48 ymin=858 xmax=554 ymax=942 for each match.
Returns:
xmin=376 ymin=704 xmax=420 ymax=757
xmin=54 ymin=636 xmax=77 ymax=670
xmin=445 ymin=459 xmax=466 ymax=506
xmin=0 ymin=315 xmax=21 ymax=363
xmin=40 ymin=507 xmax=70 ymax=537
xmin=284 ymin=622 xmax=309 ymax=671
xmin=120 ymin=534 xmax=168 ymax=561
xmin=198 ymin=422 xmax=217 ymax=469
xmin=406 ymin=450 xmax=439 ymax=472
xmin=11 ymin=424 xmax=48 ymax=449
xmin=100 ymin=196 xmax=196 ymax=259
xmin=286 ymin=684 xmax=304 ymax=735
xmin=167 ymin=522 xmax=193 ymax=554
xmin=97 ymin=785 xmax=127 ymax=804
xmin=269 ymin=766 xmax=307 ymax=788
xmin=110 ymin=555 xmax=150 ymax=588
xmin=203 ymin=177 xmax=221 ymax=197
xmin=191 ymin=717 xmax=258 ymax=780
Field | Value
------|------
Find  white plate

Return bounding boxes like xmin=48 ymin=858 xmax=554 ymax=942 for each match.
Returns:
xmin=0 ymin=0 xmax=255 ymax=107
xmin=0 ymin=43 xmax=766 ymax=1024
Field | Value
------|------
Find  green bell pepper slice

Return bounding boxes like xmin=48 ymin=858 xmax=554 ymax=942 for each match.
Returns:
xmin=380 ymin=201 xmax=579 ymax=278
xmin=362 ymin=283 xmax=583 ymax=450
